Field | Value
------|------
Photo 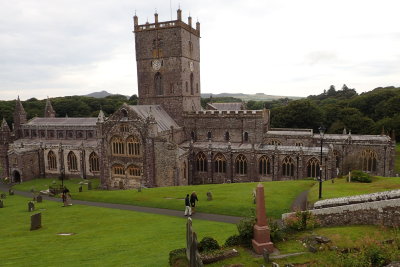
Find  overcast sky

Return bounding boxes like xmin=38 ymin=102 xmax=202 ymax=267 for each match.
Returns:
xmin=1 ymin=0 xmax=399 ymax=100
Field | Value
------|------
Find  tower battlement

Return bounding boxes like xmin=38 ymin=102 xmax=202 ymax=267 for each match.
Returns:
xmin=133 ymin=9 xmax=200 ymax=37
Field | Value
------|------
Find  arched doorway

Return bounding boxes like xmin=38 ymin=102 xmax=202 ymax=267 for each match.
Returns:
xmin=13 ymin=170 xmax=21 ymax=183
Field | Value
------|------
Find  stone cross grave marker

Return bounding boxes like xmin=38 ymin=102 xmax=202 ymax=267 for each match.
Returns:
xmin=88 ymin=181 xmax=92 ymax=190
xmin=79 ymin=186 xmax=82 ymax=192
xmin=252 ymin=183 xmax=274 ymax=254
xmin=0 ymin=193 xmax=6 ymax=199
xmin=28 ymin=201 xmax=35 ymax=212
xmin=206 ymin=191 xmax=212 ymax=201
xmin=36 ymin=195 xmax=43 ymax=203
xmin=9 ymin=189 xmax=14 ymax=195
xmin=30 ymin=213 xmax=42 ymax=230
xmin=0 ymin=199 xmax=4 ymax=208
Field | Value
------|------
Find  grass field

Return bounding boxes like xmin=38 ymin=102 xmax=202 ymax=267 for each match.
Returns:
xmin=13 ymin=179 xmax=315 ymax=219
xmin=307 ymin=176 xmax=400 ymax=204
xmin=0 ymin=191 xmax=236 ymax=267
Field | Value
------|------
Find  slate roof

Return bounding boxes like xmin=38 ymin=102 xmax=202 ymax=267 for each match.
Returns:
xmin=128 ymin=105 xmax=180 ymax=132
xmin=206 ymin=102 xmax=244 ymax=111
xmin=25 ymin=117 xmax=98 ymax=127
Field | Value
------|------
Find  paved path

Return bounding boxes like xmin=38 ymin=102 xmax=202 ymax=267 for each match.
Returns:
xmin=0 ymin=184 xmax=242 ymax=224
xmin=291 ymin=190 xmax=309 ymax=211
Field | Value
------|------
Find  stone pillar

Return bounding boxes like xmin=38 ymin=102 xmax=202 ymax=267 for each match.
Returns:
xmin=252 ymin=183 xmax=274 ymax=254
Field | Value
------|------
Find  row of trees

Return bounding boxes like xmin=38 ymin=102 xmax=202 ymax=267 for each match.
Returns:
xmin=0 ymin=86 xmax=398 ymax=139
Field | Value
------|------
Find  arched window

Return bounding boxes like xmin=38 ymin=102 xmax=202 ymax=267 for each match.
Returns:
xmin=225 ymin=131 xmax=230 ymax=141
xmin=295 ymin=142 xmax=303 ymax=147
xmin=236 ymin=154 xmax=247 ymax=175
xmin=112 ymin=164 xmax=125 ymax=176
xmin=127 ymin=136 xmax=140 ymax=156
xmin=67 ymin=151 xmax=78 ymax=171
xmin=334 ymin=151 xmax=340 ymax=168
xmin=127 ymin=165 xmax=141 ymax=177
xmin=244 ymin=132 xmax=249 ymax=142
xmin=360 ymin=149 xmax=377 ymax=172
xmin=307 ymin=157 xmax=320 ymax=178
xmin=214 ymin=153 xmax=226 ymax=173
xmin=121 ymin=109 xmax=128 ymax=118
xmin=207 ymin=131 xmax=212 ymax=140
xmin=259 ymin=155 xmax=271 ymax=176
xmin=190 ymin=73 xmax=194 ymax=95
xmin=267 ymin=139 xmax=281 ymax=146
xmin=47 ymin=151 xmax=57 ymax=170
xmin=185 ymin=81 xmax=188 ymax=92
xmin=282 ymin=156 xmax=294 ymax=177
xmin=191 ymin=131 xmax=196 ymax=141
xmin=154 ymin=72 xmax=163 ymax=95
xmin=89 ymin=152 xmax=99 ymax=172
xmin=196 ymin=152 xmax=207 ymax=172
xmin=183 ymin=162 xmax=187 ymax=179
xmin=111 ymin=136 xmax=125 ymax=155
xmin=196 ymin=83 xmax=199 ymax=93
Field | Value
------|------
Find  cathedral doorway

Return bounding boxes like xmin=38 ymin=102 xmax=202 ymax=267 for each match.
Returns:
xmin=13 ymin=170 xmax=21 ymax=183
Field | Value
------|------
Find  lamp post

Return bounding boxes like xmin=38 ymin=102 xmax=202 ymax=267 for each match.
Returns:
xmin=318 ymin=126 xmax=325 ymax=199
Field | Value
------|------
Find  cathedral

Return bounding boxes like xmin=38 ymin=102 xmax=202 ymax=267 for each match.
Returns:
xmin=0 ymin=10 xmax=396 ymax=189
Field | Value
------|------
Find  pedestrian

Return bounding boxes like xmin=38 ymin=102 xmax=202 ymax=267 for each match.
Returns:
xmin=184 ymin=194 xmax=191 ymax=216
xmin=190 ymin=191 xmax=198 ymax=214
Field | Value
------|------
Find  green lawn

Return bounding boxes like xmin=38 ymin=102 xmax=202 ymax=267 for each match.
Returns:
xmin=0 ymin=191 xmax=236 ymax=267
xmin=307 ymin=176 xmax=400 ymax=204
xmin=13 ymin=179 xmax=315 ymax=219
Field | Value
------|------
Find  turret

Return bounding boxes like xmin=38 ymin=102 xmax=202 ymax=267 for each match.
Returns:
xmin=44 ymin=97 xmax=56 ymax=118
xmin=154 ymin=12 xmax=158 ymax=23
xmin=133 ymin=14 xmax=138 ymax=26
xmin=188 ymin=15 xmax=192 ymax=27
xmin=177 ymin=8 xmax=182 ymax=21
xmin=1 ymin=118 xmax=10 ymax=133
xmin=13 ymin=96 xmax=27 ymax=139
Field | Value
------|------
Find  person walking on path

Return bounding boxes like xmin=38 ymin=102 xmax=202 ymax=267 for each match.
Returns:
xmin=190 ymin=191 xmax=198 ymax=214
xmin=184 ymin=194 xmax=191 ymax=216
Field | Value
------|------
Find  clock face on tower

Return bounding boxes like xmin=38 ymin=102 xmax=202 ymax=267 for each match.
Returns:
xmin=189 ymin=61 xmax=194 ymax=72
xmin=152 ymin=60 xmax=161 ymax=71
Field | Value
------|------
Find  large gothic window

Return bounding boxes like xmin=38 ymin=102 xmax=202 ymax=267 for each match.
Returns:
xmin=307 ymin=157 xmax=320 ymax=178
xmin=360 ymin=149 xmax=377 ymax=172
xmin=111 ymin=136 xmax=125 ymax=155
xmin=196 ymin=152 xmax=207 ymax=172
xmin=235 ymin=154 xmax=247 ymax=175
xmin=214 ymin=153 xmax=226 ymax=173
xmin=127 ymin=136 xmax=140 ymax=156
xmin=112 ymin=164 xmax=125 ymax=176
xmin=282 ymin=156 xmax=294 ymax=177
xmin=89 ymin=152 xmax=99 ymax=172
xmin=259 ymin=155 xmax=271 ymax=176
xmin=267 ymin=139 xmax=281 ymax=146
xmin=190 ymin=73 xmax=194 ymax=95
xmin=127 ymin=165 xmax=141 ymax=177
xmin=154 ymin=72 xmax=163 ymax=95
xmin=47 ymin=151 xmax=57 ymax=170
xmin=67 ymin=151 xmax=78 ymax=171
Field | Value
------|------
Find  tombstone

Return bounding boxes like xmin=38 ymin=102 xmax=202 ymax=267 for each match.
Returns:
xmin=9 ymin=189 xmax=14 ymax=195
xmin=206 ymin=191 xmax=212 ymax=201
xmin=28 ymin=201 xmax=35 ymax=212
xmin=252 ymin=183 xmax=274 ymax=254
xmin=87 ymin=181 xmax=92 ymax=190
xmin=32 ymin=196 xmax=37 ymax=202
xmin=0 ymin=199 xmax=4 ymax=208
xmin=36 ymin=195 xmax=43 ymax=203
xmin=79 ymin=186 xmax=82 ymax=192
xmin=119 ymin=181 xmax=124 ymax=189
xmin=262 ymin=248 xmax=270 ymax=263
xmin=30 ymin=188 xmax=35 ymax=193
xmin=0 ymin=193 xmax=6 ymax=199
xmin=137 ymin=186 xmax=142 ymax=192
xmin=186 ymin=218 xmax=203 ymax=267
xmin=30 ymin=213 xmax=42 ymax=230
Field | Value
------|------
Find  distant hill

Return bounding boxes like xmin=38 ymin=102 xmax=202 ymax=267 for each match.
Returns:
xmin=84 ymin=91 xmax=129 ymax=99
xmin=201 ymin=92 xmax=302 ymax=101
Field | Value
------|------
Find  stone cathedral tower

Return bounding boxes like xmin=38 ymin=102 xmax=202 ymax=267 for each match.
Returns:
xmin=133 ymin=9 xmax=201 ymax=125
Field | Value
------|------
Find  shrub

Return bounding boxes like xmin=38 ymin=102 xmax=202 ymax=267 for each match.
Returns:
xmin=198 ymin=237 xmax=220 ymax=252
xmin=268 ymin=219 xmax=286 ymax=242
xmin=284 ymin=210 xmax=319 ymax=231
xmin=237 ymin=217 xmax=256 ymax=247
xmin=350 ymin=170 xmax=372 ymax=183
xmin=224 ymin=235 xmax=241 ymax=247
xmin=168 ymin=248 xmax=186 ymax=266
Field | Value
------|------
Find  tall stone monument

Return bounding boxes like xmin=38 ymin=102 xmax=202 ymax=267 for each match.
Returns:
xmin=252 ymin=183 xmax=274 ymax=254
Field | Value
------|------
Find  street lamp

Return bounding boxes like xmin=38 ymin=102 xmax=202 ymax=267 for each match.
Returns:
xmin=318 ymin=126 xmax=325 ymax=199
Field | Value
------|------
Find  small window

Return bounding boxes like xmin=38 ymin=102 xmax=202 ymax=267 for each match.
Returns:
xmin=207 ymin=131 xmax=212 ymax=140
xmin=191 ymin=131 xmax=196 ymax=141
xmin=186 ymin=81 xmax=188 ymax=92
xmin=225 ymin=131 xmax=230 ymax=141
xmin=244 ymin=132 xmax=249 ymax=142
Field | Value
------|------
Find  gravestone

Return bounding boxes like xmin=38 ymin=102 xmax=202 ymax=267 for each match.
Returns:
xmin=252 ymin=183 xmax=274 ymax=254
xmin=30 ymin=213 xmax=42 ymax=230
xmin=0 ymin=193 xmax=6 ymax=199
xmin=36 ymin=195 xmax=43 ymax=203
xmin=186 ymin=217 xmax=203 ymax=267
xmin=87 ymin=181 xmax=92 ymax=190
xmin=9 ymin=189 xmax=14 ymax=195
xmin=138 ymin=186 xmax=142 ymax=192
xmin=119 ymin=181 xmax=124 ymax=189
xmin=79 ymin=186 xmax=82 ymax=192
xmin=206 ymin=191 xmax=212 ymax=201
xmin=28 ymin=201 xmax=35 ymax=212
xmin=30 ymin=188 xmax=35 ymax=193
xmin=0 ymin=199 xmax=3 ymax=208
xmin=32 ymin=196 xmax=37 ymax=202
xmin=262 ymin=248 xmax=270 ymax=263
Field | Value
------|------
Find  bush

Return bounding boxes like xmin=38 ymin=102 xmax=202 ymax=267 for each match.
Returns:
xmin=350 ymin=170 xmax=372 ymax=183
xmin=268 ymin=219 xmax=286 ymax=242
xmin=284 ymin=210 xmax=319 ymax=231
xmin=168 ymin=248 xmax=186 ymax=266
xmin=198 ymin=237 xmax=220 ymax=252
xmin=224 ymin=235 xmax=241 ymax=247
xmin=237 ymin=217 xmax=256 ymax=247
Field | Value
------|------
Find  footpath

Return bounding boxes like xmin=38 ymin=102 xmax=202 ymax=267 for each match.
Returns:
xmin=0 ymin=184 xmax=242 ymax=224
